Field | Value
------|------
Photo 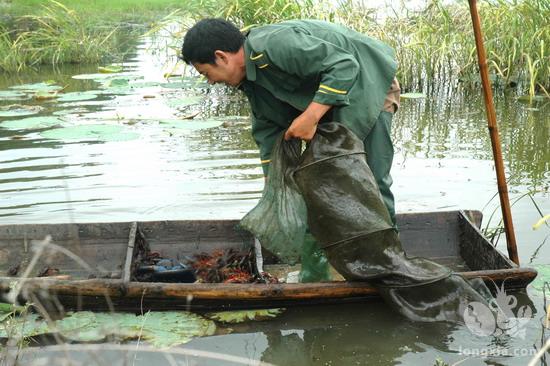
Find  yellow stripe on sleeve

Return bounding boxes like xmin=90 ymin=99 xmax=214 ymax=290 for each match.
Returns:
xmin=250 ymin=53 xmax=264 ymax=60
xmin=319 ymin=84 xmax=347 ymax=94
xmin=260 ymin=159 xmax=271 ymax=164
xmin=258 ymin=64 xmax=269 ymax=69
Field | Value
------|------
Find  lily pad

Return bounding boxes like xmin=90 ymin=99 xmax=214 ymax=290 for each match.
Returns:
xmin=98 ymin=65 xmax=123 ymax=73
xmin=40 ymin=124 xmax=139 ymax=142
xmin=167 ymin=96 xmax=204 ymax=109
xmin=121 ymin=311 xmax=216 ymax=348
xmin=1 ymin=116 xmax=64 ymax=130
xmin=56 ymin=92 xmax=98 ymax=102
xmin=400 ymin=92 xmax=426 ymax=99
xmin=9 ymin=82 xmax=63 ymax=92
xmin=52 ymin=107 xmax=89 ymax=116
xmin=103 ymin=78 xmax=130 ymax=88
xmin=529 ymin=264 xmax=550 ymax=295
xmin=0 ymin=311 xmax=216 ymax=348
xmin=129 ymin=81 xmax=162 ymax=88
xmin=0 ymin=90 xmax=30 ymax=101
xmin=205 ymin=308 xmax=284 ymax=324
xmin=0 ymin=105 xmax=43 ymax=118
xmin=72 ymin=73 xmax=118 ymax=80
xmin=0 ymin=313 xmax=50 ymax=339
xmin=161 ymin=77 xmax=209 ymax=90
xmin=159 ymin=119 xmax=224 ymax=131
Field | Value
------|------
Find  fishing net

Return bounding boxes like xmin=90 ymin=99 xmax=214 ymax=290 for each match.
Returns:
xmin=240 ymin=136 xmax=330 ymax=281
xmin=240 ymin=137 xmax=306 ymax=264
xmin=242 ymin=121 xmax=493 ymax=322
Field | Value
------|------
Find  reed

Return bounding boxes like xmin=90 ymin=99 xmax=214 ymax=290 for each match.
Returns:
xmin=195 ymin=0 xmax=549 ymax=97
xmin=0 ymin=1 xmax=124 ymax=72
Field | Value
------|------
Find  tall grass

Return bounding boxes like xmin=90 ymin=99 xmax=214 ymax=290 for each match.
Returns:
xmin=1 ymin=0 xmax=186 ymax=23
xmin=187 ymin=0 xmax=549 ymax=97
xmin=0 ymin=1 xmax=123 ymax=72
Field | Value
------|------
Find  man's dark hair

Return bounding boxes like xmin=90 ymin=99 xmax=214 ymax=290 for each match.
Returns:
xmin=182 ymin=18 xmax=245 ymax=65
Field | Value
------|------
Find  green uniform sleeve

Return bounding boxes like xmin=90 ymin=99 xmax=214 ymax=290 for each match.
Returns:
xmin=251 ymin=114 xmax=284 ymax=176
xmin=262 ymin=28 xmax=359 ymax=106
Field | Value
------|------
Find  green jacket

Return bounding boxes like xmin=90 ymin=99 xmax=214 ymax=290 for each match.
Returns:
xmin=239 ymin=20 xmax=397 ymax=174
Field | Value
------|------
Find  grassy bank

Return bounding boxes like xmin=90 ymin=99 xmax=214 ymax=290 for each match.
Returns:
xmin=1 ymin=0 xmax=185 ymax=23
xmin=0 ymin=0 xmax=192 ymax=73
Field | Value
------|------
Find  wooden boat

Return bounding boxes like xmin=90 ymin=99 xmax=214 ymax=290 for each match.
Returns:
xmin=0 ymin=210 xmax=537 ymax=312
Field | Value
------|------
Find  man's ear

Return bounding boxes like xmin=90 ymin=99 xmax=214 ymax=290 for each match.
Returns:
xmin=214 ymin=50 xmax=229 ymax=65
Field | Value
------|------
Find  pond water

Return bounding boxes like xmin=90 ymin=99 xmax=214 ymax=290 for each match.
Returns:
xmin=1 ymin=33 xmax=549 ymax=366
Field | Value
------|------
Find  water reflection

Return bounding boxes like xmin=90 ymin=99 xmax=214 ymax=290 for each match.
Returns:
xmin=393 ymin=90 xmax=549 ymax=188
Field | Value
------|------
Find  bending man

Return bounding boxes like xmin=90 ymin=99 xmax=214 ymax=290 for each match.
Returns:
xmin=182 ymin=18 xmax=400 ymax=223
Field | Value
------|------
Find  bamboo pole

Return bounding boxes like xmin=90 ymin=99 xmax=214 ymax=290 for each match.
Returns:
xmin=468 ymin=0 xmax=519 ymax=264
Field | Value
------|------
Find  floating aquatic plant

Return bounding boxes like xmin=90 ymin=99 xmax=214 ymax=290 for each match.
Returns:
xmin=159 ymin=119 xmax=224 ymax=131
xmin=9 ymin=82 xmax=62 ymax=92
xmin=98 ymin=65 xmax=123 ymax=73
xmin=1 ymin=116 xmax=63 ymax=130
xmin=0 ymin=105 xmax=43 ymax=118
xmin=40 ymin=124 xmax=139 ymax=142
xmin=0 ymin=311 xmax=217 ymax=349
xmin=56 ymin=92 xmax=99 ymax=102
xmin=0 ymin=90 xmax=30 ymax=101
xmin=205 ymin=308 xmax=284 ymax=324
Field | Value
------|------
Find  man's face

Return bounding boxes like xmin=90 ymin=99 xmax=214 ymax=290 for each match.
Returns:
xmin=193 ymin=50 xmax=245 ymax=87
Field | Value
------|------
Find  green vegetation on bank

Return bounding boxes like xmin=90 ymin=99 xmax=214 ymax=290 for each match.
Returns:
xmin=1 ymin=0 xmax=185 ymax=22
xmin=213 ymin=0 xmax=549 ymax=96
xmin=1 ymin=0 xmax=548 ymax=98
xmin=0 ymin=0 xmax=189 ymax=72
xmin=1 ymin=1 xmax=124 ymax=72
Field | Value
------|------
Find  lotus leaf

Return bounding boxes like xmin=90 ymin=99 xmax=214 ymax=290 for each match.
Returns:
xmin=0 ymin=313 xmax=49 ymax=339
xmin=159 ymin=119 xmax=224 ymax=131
xmin=120 ymin=311 xmax=217 ymax=348
xmin=40 ymin=124 xmax=139 ymax=142
xmin=53 ymin=107 xmax=89 ymax=116
xmin=55 ymin=311 xmax=216 ymax=347
xmin=161 ymin=79 xmax=208 ymax=89
xmin=205 ymin=308 xmax=284 ymax=324
xmin=400 ymin=92 xmax=426 ymax=99
xmin=103 ymin=78 xmax=130 ymax=88
xmin=167 ymin=96 xmax=203 ymax=108
xmin=55 ymin=312 xmax=144 ymax=342
xmin=0 ymin=311 xmax=216 ymax=348
xmin=56 ymin=92 xmax=98 ymax=102
xmin=98 ymin=66 xmax=123 ymax=73
xmin=530 ymin=264 xmax=550 ymax=295
xmin=9 ymin=82 xmax=62 ymax=92
xmin=0 ymin=105 xmax=43 ymax=118
xmin=2 ymin=116 xmax=63 ymax=130
xmin=72 ymin=73 xmax=118 ymax=80
xmin=129 ymin=81 xmax=162 ymax=88
xmin=0 ymin=90 xmax=30 ymax=101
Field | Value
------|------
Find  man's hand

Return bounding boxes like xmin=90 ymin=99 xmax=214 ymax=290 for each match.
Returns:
xmin=284 ymin=102 xmax=331 ymax=141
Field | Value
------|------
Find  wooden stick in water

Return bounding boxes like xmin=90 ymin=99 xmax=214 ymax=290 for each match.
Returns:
xmin=468 ymin=0 xmax=519 ymax=264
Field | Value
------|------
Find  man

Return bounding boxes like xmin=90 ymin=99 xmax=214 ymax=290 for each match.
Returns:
xmin=182 ymin=18 xmax=400 ymax=224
